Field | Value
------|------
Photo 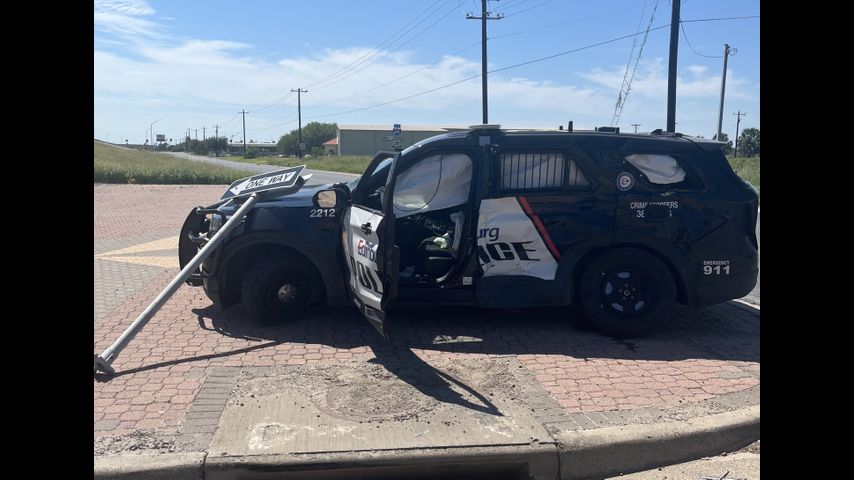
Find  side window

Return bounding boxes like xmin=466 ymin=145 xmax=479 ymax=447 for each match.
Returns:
xmin=620 ymin=152 xmax=704 ymax=190
xmin=624 ymin=154 xmax=685 ymax=185
xmin=498 ymin=152 xmax=589 ymax=192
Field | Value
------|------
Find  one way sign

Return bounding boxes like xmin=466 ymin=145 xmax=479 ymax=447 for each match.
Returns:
xmin=219 ymin=165 xmax=307 ymax=201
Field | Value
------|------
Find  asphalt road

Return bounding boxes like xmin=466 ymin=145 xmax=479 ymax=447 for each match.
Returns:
xmin=164 ymin=151 xmax=358 ymax=186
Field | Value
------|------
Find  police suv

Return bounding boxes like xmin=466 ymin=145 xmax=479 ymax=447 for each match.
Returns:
xmin=179 ymin=125 xmax=759 ymax=338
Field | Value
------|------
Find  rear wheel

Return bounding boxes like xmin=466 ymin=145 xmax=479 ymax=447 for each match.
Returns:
xmin=580 ymin=248 xmax=676 ymax=337
xmin=241 ymin=255 xmax=319 ymax=325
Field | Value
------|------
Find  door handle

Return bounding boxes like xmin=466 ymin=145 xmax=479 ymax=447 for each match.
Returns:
xmin=360 ymin=222 xmax=372 ymax=235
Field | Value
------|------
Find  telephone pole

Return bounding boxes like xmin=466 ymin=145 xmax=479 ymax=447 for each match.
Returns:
xmin=666 ymin=0 xmax=680 ymax=132
xmin=239 ymin=110 xmax=249 ymax=155
xmin=193 ymin=129 xmax=198 ymax=140
xmin=213 ymin=125 xmax=221 ymax=156
xmin=733 ymin=110 xmax=745 ymax=157
xmin=716 ymin=44 xmax=735 ymax=139
xmin=202 ymin=126 xmax=206 ymax=142
xmin=291 ymin=89 xmax=308 ymax=158
xmin=467 ymin=0 xmax=503 ymax=124
xmin=631 ymin=123 xmax=641 ymax=133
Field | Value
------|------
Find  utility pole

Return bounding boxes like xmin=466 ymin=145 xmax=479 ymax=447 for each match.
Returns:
xmin=733 ymin=110 xmax=745 ymax=157
xmin=214 ymin=125 xmax=219 ymax=139
xmin=631 ymin=123 xmax=641 ymax=133
xmin=186 ymin=128 xmax=190 ymax=152
xmin=239 ymin=110 xmax=249 ymax=155
xmin=193 ymin=129 xmax=198 ymax=140
xmin=716 ymin=44 xmax=734 ymax=140
xmin=666 ymin=0 xmax=680 ymax=132
xmin=202 ymin=126 xmax=206 ymax=142
xmin=291 ymin=89 xmax=308 ymax=158
xmin=467 ymin=0 xmax=503 ymax=124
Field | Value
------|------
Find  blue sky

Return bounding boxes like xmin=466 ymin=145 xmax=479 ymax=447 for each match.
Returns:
xmin=94 ymin=0 xmax=760 ymax=145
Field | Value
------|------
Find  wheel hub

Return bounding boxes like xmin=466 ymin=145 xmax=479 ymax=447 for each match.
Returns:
xmin=276 ymin=284 xmax=298 ymax=303
xmin=601 ymin=269 xmax=653 ymax=317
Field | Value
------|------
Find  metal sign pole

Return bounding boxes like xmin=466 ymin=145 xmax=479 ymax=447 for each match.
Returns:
xmin=94 ymin=193 xmax=259 ymax=375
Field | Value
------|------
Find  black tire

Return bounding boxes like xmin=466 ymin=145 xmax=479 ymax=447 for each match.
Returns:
xmin=580 ymin=247 xmax=676 ymax=337
xmin=241 ymin=255 xmax=319 ymax=325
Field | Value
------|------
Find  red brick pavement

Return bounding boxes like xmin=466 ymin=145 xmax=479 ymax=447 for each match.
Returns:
xmin=94 ymin=185 xmax=759 ymax=439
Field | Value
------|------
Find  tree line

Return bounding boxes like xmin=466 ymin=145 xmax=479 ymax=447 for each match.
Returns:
xmin=713 ymin=128 xmax=760 ymax=157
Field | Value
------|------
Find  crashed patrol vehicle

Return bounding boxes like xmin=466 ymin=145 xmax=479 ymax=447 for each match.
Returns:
xmin=179 ymin=125 xmax=759 ymax=338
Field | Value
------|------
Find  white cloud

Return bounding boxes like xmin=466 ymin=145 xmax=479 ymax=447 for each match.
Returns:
xmin=94 ymin=0 xmax=163 ymax=39
xmin=687 ymin=65 xmax=707 ymax=76
xmin=94 ymin=10 xmax=759 ymax=142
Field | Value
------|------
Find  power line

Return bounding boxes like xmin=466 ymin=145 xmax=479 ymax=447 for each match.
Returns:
xmin=310 ymin=0 xmax=465 ymax=92
xmin=681 ymin=15 xmax=759 ymax=23
xmin=680 ymin=22 xmax=722 ymax=58
xmin=612 ymin=0 xmax=652 ymax=126
xmin=307 ymin=23 xmax=675 ymax=121
xmin=490 ymin=5 xmax=643 ymax=41
xmin=245 ymin=4 xmax=700 ymax=133
xmin=302 ymin=15 xmax=755 ymax=123
xmin=502 ymin=0 xmax=559 ymax=17
xmin=306 ymin=0 xmax=450 ymax=90
xmin=612 ymin=0 xmax=658 ymax=127
xmin=309 ymin=40 xmax=482 ymax=112
xmin=501 ymin=0 xmax=534 ymax=12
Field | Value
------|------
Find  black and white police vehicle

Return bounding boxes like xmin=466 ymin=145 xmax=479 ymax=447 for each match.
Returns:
xmin=179 ymin=125 xmax=759 ymax=338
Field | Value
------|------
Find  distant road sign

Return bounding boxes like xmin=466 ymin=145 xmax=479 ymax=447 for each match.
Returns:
xmin=156 ymin=134 xmax=165 ymax=142
xmin=299 ymin=143 xmax=306 ymax=151
xmin=220 ymin=165 xmax=306 ymax=201
xmin=392 ymin=124 xmax=401 ymax=136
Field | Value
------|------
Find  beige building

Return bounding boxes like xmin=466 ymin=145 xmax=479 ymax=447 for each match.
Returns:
xmin=336 ymin=124 xmax=466 ymax=156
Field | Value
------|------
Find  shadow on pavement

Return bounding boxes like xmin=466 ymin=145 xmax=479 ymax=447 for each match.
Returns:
xmin=96 ymin=301 xmax=759 ymax=413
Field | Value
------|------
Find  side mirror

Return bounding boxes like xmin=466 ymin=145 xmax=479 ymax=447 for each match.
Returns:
xmin=313 ymin=189 xmax=340 ymax=208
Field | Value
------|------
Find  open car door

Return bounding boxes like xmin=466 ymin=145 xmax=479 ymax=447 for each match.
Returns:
xmin=342 ymin=152 xmax=399 ymax=338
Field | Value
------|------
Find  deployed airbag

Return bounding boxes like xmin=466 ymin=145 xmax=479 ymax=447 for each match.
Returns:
xmin=625 ymin=154 xmax=686 ymax=184
xmin=393 ymin=153 xmax=472 ymax=218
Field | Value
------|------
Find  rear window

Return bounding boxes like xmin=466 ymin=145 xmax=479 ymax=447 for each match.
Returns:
xmin=624 ymin=154 xmax=685 ymax=184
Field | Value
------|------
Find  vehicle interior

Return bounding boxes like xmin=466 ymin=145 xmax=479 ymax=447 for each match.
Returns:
xmin=358 ymin=152 xmax=473 ymax=283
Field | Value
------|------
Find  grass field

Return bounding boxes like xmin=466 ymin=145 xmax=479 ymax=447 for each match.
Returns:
xmin=727 ymin=156 xmax=760 ymax=193
xmin=227 ymin=155 xmax=372 ymax=174
xmin=94 ymin=141 xmax=249 ymax=184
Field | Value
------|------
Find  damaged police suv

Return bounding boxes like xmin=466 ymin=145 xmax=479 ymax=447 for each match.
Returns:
xmin=179 ymin=125 xmax=759 ymax=338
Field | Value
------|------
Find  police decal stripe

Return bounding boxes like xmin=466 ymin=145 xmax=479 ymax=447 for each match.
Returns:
xmin=517 ymin=196 xmax=561 ymax=260
xmin=476 ymin=197 xmax=559 ymax=280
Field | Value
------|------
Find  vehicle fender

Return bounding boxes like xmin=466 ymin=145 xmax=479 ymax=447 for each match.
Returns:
xmin=555 ymin=234 xmax=692 ymax=304
xmin=217 ymin=230 xmax=348 ymax=306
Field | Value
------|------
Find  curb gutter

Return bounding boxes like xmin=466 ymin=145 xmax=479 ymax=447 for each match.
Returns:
xmin=553 ymin=405 xmax=760 ymax=480
xmin=94 ymin=452 xmax=205 ymax=480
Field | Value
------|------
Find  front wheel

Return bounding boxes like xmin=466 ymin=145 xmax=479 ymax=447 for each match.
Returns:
xmin=580 ymin=248 xmax=676 ymax=337
xmin=241 ymin=256 xmax=319 ymax=325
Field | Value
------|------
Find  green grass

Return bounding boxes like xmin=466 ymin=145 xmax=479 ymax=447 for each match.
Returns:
xmin=94 ymin=141 xmax=249 ymax=184
xmin=726 ymin=156 xmax=760 ymax=193
xmin=227 ymin=155 xmax=372 ymax=174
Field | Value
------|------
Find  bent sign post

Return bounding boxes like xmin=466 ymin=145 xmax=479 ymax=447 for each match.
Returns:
xmin=94 ymin=166 xmax=308 ymax=376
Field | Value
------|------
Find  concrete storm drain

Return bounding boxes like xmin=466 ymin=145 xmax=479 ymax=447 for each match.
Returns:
xmin=208 ymin=357 xmax=553 ymax=457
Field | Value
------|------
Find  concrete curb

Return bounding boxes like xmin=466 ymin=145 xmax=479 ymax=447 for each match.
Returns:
xmin=94 ymin=452 xmax=205 ymax=480
xmin=205 ymin=443 xmax=558 ymax=480
xmin=93 ymin=405 xmax=758 ymax=479
xmin=553 ymin=405 xmax=760 ymax=480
